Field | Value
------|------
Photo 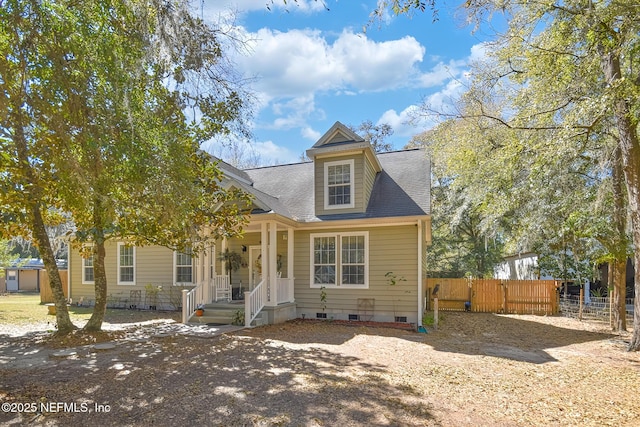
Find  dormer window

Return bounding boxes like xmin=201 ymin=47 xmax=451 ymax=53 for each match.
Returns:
xmin=325 ymin=159 xmax=355 ymax=209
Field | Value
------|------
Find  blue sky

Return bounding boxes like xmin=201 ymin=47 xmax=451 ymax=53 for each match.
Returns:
xmin=201 ymin=0 xmax=489 ymax=165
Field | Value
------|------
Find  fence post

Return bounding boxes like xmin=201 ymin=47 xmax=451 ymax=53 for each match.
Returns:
xmin=502 ymin=283 xmax=508 ymax=314
xmin=433 ymin=297 xmax=438 ymax=330
xmin=579 ymin=288 xmax=584 ymax=321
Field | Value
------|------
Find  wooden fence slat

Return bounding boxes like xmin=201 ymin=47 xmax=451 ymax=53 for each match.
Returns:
xmin=425 ymin=278 xmax=559 ymax=315
xmin=39 ymin=270 xmax=68 ymax=303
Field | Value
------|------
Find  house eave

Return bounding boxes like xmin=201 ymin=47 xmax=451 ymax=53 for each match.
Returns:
xmin=246 ymin=212 xmax=430 ymax=231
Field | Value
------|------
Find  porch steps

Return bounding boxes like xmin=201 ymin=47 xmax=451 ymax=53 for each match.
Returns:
xmin=189 ymin=302 xmax=266 ymax=327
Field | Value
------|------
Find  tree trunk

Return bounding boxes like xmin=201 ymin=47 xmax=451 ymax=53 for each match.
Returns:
xmin=599 ymin=49 xmax=640 ymax=350
xmin=84 ymin=195 xmax=108 ymax=332
xmin=12 ymin=114 xmax=75 ymax=334
xmin=612 ymin=146 xmax=628 ymax=331
xmin=84 ymin=238 xmax=107 ymax=331
xmin=32 ymin=203 xmax=76 ymax=334
xmin=612 ymin=259 xmax=627 ymax=331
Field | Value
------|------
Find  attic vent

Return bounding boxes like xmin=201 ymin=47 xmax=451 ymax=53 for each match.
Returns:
xmin=316 ymin=312 xmax=327 ymax=319
xmin=395 ymin=316 xmax=408 ymax=323
xmin=348 ymin=314 xmax=359 ymax=321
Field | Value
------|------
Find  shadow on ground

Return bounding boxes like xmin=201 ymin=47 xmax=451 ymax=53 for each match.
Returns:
xmin=0 ymin=331 xmax=433 ymax=426
xmin=237 ymin=319 xmax=423 ymax=346
xmin=423 ymin=312 xmax=618 ymax=364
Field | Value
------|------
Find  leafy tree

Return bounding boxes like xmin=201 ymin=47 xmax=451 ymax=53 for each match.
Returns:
xmin=386 ymin=0 xmax=640 ymax=349
xmin=411 ymin=131 xmax=504 ymax=277
xmin=1 ymin=0 xmax=251 ymax=333
xmin=0 ymin=240 xmax=12 ymax=273
xmin=349 ymin=120 xmax=394 ymax=153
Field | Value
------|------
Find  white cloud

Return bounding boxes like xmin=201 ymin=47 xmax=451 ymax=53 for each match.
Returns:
xmin=417 ymin=59 xmax=466 ymax=88
xmin=202 ymin=137 xmax=298 ymax=167
xmin=237 ymin=28 xmax=425 ymax=99
xmin=252 ymin=140 xmax=298 ymax=165
xmin=378 ymin=105 xmax=428 ymax=137
xmin=469 ymin=42 xmax=489 ymax=62
xmin=269 ymin=94 xmax=322 ymax=130
xmin=378 ymin=43 xmax=489 ymax=138
xmin=301 ymin=126 xmax=321 ymax=142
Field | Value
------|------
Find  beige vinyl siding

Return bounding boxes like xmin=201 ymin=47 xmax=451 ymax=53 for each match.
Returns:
xmin=314 ymin=153 xmax=366 ymax=215
xmin=363 ymin=155 xmax=377 ymax=209
xmin=294 ymin=224 xmax=419 ymax=323
xmin=70 ymin=241 xmax=179 ymax=305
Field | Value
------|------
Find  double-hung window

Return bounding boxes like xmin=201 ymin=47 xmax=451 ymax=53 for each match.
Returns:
xmin=324 ymin=159 xmax=354 ymax=209
xmin=175 ymin=249 xmax=193 ymax=284
xmin=117 ymin=243 xmax=136 ymax=285
xmin=82 ymin=246 xmax=95 ymax=284
xmin=311 ymin=232 xmax=368 ymax=288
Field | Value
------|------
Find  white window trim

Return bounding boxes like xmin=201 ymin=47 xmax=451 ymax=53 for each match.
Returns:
xmin=173 ymin=250 xmax=194 ymax=285
xmin=117 ymin=242 xmax=136 ymax=286
xmin=81 ymin=244 xmax=95 ymax=285
xmin=310 ymin=231 xmax=369 ymax=289
xmin=324 ymin=159 xmax=355 ymax=210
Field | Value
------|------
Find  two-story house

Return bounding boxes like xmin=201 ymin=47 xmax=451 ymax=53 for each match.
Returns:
xmin=67 ymin=122 xmax=431 ymax=327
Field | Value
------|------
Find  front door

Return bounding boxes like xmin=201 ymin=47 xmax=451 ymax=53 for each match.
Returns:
xmin=6 ymin=270 xmax=18 ymax=291
xmin=249 ymin=246 xmax=262 ymax=291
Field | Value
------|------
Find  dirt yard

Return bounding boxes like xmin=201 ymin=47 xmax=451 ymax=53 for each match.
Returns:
xmin=1 ymin=311 xmax=639 ymax=426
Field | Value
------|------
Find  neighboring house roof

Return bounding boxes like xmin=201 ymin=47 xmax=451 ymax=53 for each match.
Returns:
xmin=243 ymin=148 xmax=430 ymax=222
xmin=4 ymin=258 xmax=68 ymax=270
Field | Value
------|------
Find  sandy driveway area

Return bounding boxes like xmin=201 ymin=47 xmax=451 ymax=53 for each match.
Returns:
xmin=1 ymin=312 xmax=639 ymax=426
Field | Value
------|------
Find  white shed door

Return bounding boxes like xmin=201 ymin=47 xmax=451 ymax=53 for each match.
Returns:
xmin=6 ymin=270 xmax=18 ymax=291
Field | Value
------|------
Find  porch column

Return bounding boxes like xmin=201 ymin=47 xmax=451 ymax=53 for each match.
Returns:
xmin=261 ymin=222 xmax=270 ymax=305
xmin=221 ymin=238 xmax=227 ymax=279
xmin=287 ymin=227 xmax=294 ymax=303
xmin=268 ymin=221 xmax=278 ymax=306
xmin=200 ymin=250 xmax=209 ymax=303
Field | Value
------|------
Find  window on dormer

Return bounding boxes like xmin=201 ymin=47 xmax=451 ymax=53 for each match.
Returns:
xmin=325 ymin=159 xmax=354 ymax=209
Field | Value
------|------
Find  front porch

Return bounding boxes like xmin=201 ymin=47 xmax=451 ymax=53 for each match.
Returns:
xmin=182 ymin=220 xmax=297 ymax=327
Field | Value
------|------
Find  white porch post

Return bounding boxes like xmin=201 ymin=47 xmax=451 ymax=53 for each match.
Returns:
xmin=221 ymin=237 xmax=227 ymax=278
xmin=287 ymin=227 xmax=294 ymax=303
xmin=269 ymin=221 xmax=278 ymax=306
xmin=200 ymin=250 xmax=209 ymax=303
xmin=261 ymin=222 xmax=271 ymax=305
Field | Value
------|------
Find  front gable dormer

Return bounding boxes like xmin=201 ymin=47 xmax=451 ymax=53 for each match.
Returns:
xmin=306 ymin=122 xmax=382 ymax=216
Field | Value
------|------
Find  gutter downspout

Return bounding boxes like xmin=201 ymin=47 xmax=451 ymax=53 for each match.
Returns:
xmin=417 ymin=219 xmax=423 ymax=330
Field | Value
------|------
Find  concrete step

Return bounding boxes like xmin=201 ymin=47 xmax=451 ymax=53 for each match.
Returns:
xmin=190 ymin=305 xmax=244 ymax=325
xmin=188 ymin=302 xmax=268 ymax=327
xmin=201 ymin=308 xmax=244 ymax=317
xmin=192 ymin=315 xmax=234 ymax=325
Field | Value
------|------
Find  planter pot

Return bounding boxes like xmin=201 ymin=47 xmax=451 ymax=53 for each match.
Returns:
xmin=195 ymin=309 xmax=204 ymax=317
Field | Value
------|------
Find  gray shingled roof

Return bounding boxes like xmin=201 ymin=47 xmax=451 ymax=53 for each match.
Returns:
xmin=242 ymin=149 xmax=430 ymax=222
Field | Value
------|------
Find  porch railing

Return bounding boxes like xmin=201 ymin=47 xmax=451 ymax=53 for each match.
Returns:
xmin=276 ymin=278 xmax=294 ymax=304
xmin=245 ymin=279 xmax=266 ymax=327
xmin=181 ymin=275 xmax=230 ymax=323
xmin=182 ymin=280 xmax=205 ymax=323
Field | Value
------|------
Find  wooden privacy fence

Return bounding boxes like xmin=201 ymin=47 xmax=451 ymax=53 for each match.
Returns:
xmin=425 ymin=278 xmax=559 ymax=315
xmin=39 ymin=270 xmax=69 ymax=303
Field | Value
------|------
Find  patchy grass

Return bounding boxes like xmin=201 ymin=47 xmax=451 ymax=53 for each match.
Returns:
xmin=0 ymin=293 xmax=180 ymax=327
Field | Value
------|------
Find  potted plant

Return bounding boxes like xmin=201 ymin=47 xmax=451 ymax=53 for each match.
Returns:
xmin=195 ymin=303 xmax=205 ymax=317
